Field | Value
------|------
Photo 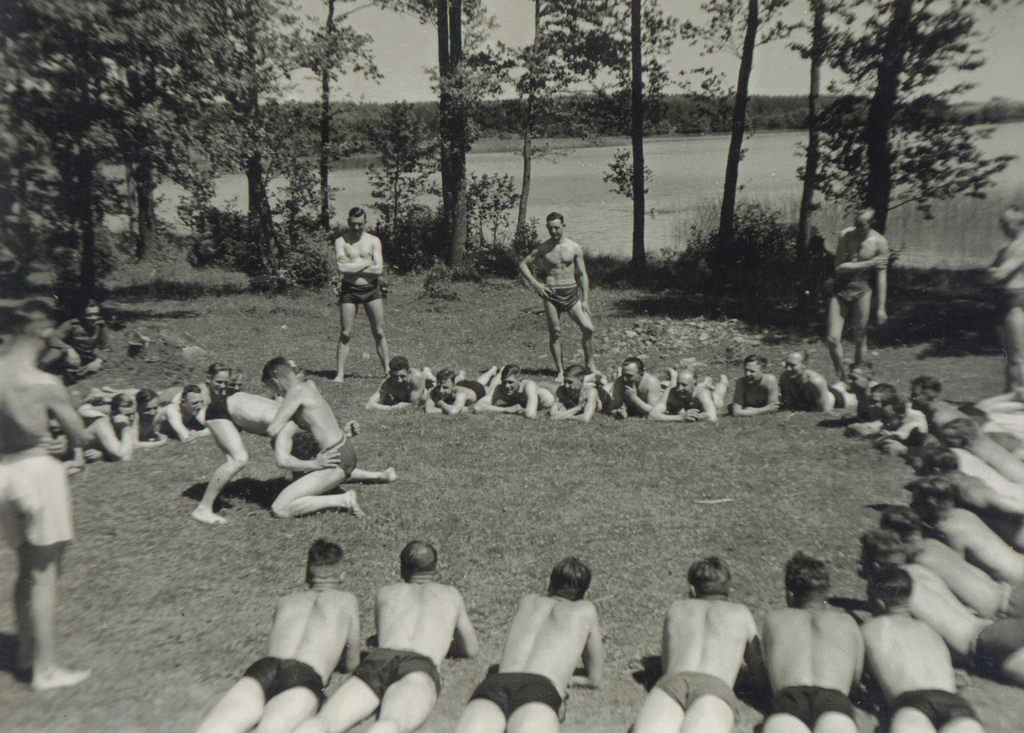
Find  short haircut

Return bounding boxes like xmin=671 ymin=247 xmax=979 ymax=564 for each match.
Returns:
xmin=922 ymin=446 xmax=959 ymax=474
xmin=937 ymin=417 xmax=979 ymax=448
xmin=348 ymin=206 xmax=366 ymax=219
xmin=787 ymin=350 xmax=808 ymax=364
xmin=436 ymin=368 xmax=457 ymax=384
xmin=389 ymin=356 xmax=410 ymax=373
xmin=307 ymin=538 xmax=344 ymax=581
xmin=546 ymin=211 xmax=565 ymax=224
xmin=564 ymin=364 xmax=588 ymax=380
xmin=785 ymin=552 xmax=829 ymax=598
xmin=1001 ymin=206 xmax=1024 ymax=237
xmin=111 ymin=393 xmax=135 ymax=412
xmin=909 ymin=476 xmax=956 ymax=517
xmin=868 ymin=566 xmax=913 ymax=607
xmin=182 ymin=384 xmax=203 ymax=398
xmin=400 ymin=541 xmax=438 ymax=580
xmin=688 ymin=556 xmax=731 ymax=596
xmin=743 ymin=354 xmax=768 ymax=369
xmin=500 ymin=364 xmax=521 ymax=380
xmin=207 ymin=362 xmax=230 ymax=379
xmin=870 ymin=384 xmax=906 ymax=416
xmin=879 ymin=506 xmax=921 ymax=540
xmin=261 ymin=356 xmax=292 ymax=384
xmin=622 ymin=356 xmax=645 ymax=372
xmin=910 ymin=375 xmax=942 ymax=395
xmin=861 ymin=529 xmax=906 ymax=562
xmin=0 ymin=298 xmax=56 ymax=334
xmin=549 ymin=556 xmax=591 ymax=601
xmin=136 ymin=388 xmax=159 ymax=410
xmin=856 ymin=207 xmax=876 ymax=224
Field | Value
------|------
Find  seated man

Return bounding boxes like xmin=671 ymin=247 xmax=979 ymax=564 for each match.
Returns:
xmin=606 ymin=356 xmax=663 ymax=418
xmin=424 ymin=367 xmax=497 ymax=416
xmin=859 ymin=530 xmax=1024 ymax=687
xmin=550 ymin=364 xmax=607 ymax=423
xmin=475 ymin=364 xmax=555 ymax=419
xmin=263 ymin=357 xmax=397 ymax=519
xmin=761 ymin=552 xmax=863 ymax=733
xmin=192 ymin=388 xmax=396 ymax=525
xmin=365 ymin=356 xmax=434 ymax=411
xmin=40 ymin=299 xmax=108 ymax=382
xmin=861 ymin=567 xmax=983 ymax=733
xmin=632 ymin=556 xmax=759 ymax=733
xmin=728 ymin=354 xmax=780 ymax=417
xmin=650 ymin=368 xmax=729 ymax=423
xmin=294 ymin=541 xmax=479 ymax=733
xmin=196 ymin=539 xmax=360 ymax=733
xmin=779 ymin=351 xmax=838 ymax=413
xmin=454 ymin=556 xmax=604 ymax=733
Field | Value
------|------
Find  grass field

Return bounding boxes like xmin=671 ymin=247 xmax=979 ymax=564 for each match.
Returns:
xmin=2 ymin=265 xmax=1023 ymax=732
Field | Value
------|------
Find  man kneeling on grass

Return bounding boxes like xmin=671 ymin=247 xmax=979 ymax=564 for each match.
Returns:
xmin=293 ymin=541 xmax=479 ymax=733
xmin=196 ymin=539 xmax=360 ymax=733
xmin=632 ymin=556 xmax=760 ymax=733
xmin=454 ymin=556 xmax=604 ymax=733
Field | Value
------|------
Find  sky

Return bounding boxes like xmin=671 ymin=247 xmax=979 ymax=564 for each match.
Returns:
xmin=287 ymin=0 xmax=1024 ymax=104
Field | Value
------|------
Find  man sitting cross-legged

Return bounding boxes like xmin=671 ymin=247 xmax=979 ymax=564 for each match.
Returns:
xmin=549 ymin=364 xmax=607 ymax=423
xmin=728 ymin=354 xmax=780 ymax=417
xmin=424 ymin=366 xmax=498 ymax=416
xmin=861 ymin=567 xmax=984 ymax=733
xmin=650 ymin=368 xmax=729 ymax=423
xmin=293 ymin=541 xmax=479 ymax=733
xmin=761 ymin=552 xmax=864 ymax=733
xmin=195 ymin=539 xmax=360 ymax=733
xmin=191 ymin=388 xmax=396 ymax=525
xmin=474 ymin=364 xmax=555 ymax=419
xmin=262 ymin=357 xmax=397 ymax=519
xmin=779 ymin=351 xmax=839 ymax=413
xmin=453 ymin=556 xmax=604 ymax=733
xmin=632 ymin=556 xmax=760 ymax=733
xmin=365 ymin=356 xmax=434 ymax=411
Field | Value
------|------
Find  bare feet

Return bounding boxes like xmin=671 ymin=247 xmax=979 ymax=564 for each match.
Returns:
xmin=32 ymin=666 xmax=91 ymax=691
xmin=191 ymin=506 xmax=227 ymax=526
xmin=383 ymin=467 xmax=398 ymax=483
xmin=343 ymin=492 xmax=366 ymax=519
xmin=332 ymin=373 xmax=345 ymax=384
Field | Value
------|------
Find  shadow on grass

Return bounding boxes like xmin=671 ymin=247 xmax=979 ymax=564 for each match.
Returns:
xmin=181 ymin=477 xmax=288 ymax=512
xmin=0 ymin=633 xmax=30 ymax=683
xmin=106 ymin=307 xmax=202 ymax=323
xmin=609 ymin=292 xmax=820 ymax=334
xmin=108 ymin=280 xmax=251 ymax=303
xmin=631 ymin=655 xmax=662 ymax=691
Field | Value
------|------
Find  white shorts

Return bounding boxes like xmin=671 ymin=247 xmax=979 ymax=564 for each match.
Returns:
xmin=0 ymin=452 xmax=74 ymax=548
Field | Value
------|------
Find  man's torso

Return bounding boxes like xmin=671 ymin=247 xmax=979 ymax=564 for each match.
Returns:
xmin=335 ymin=230 xmax=381 ymax=285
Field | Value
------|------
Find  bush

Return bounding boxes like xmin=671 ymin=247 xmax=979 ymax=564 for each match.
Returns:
xmin=421 ymin=263 xmax=460 ymax=300
xmin=470 ymin=218 xmax=540 ymax=279
xmin=383 ymin=204 xmax=447 ymax=274
xmin=250 ymin=232 xmax=331 ymax=293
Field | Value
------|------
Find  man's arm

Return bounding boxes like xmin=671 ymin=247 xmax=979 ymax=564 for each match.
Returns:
xmin=523 ymin=381 xmax=540 ymax=419
xmin=163 ymin=400 xmax=194 ymax=441
xmin=690 ymin=389 xmax=719 ymax=423
xmin=271 ymin=422 xmax=336 ymax=472
xmin=571 ymin=605 xmax=604 ymax=688
xmin=424 ymin=392 xmax=444 ymax=414
xmin=518 ymin=251 xmax=549 ymax=297
xmin=451 ymin=594 xmax=480 ymax=659
xmin=574 ymin=246 xmax=591 ymax=313
xmin=810 ymin=373 xmax=836 ymax=412
xmin=266 ymin=387 xmax=306 ymax=438
xmin=649 ymin=392 xmax=684 ymax=422
xmin=366 ymin=381 xmax=409 ymax=411
xmin=956 ymin=478 xmax=1024 ymax=515
xmin=365 ymin=237 xmax=384 ymax=276
xmin=988 ymin=238 xmax=1024 ymax=283
xmin=739 ymin=376 xmax=781 ymax=416
xmin=46 ymin=383 xmax=91 ymax=447
xmin=342 ymin=595 xmax=361 ymax=674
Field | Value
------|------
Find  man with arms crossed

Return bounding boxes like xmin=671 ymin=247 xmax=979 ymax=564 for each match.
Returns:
xmin=0 ymin=299 xmax=91 ymax=690
xmin=294 ymin=541 xmax=479 ymax=733
xmin=454 ymin=556 xmax=604 ymax=733
xmin=861 ymin=567 xmax=983 ymax=733
xmin=196 ymin=539 xmax=360 ymax=733
xmin=826 ymin=207 xmax=889 ymax=381
xmin=632 ymin=556 xmax=759 ymax=733
xmin=333 ymin=206 xmax=388 ymax=383
xmin=761 ymin=552 xmax=863 ymax=733
xmin=729 ymin=354 xmax=780 ymax=417
xmin=263 ymin=357 xmax=395 ymax=518
xmin=365 ymin=356 xmax=433 ymax=411
xmin=474 ymin=364 xmax=555 ymax=419
xmin=518 ymin=212 xmax=595 ymax=381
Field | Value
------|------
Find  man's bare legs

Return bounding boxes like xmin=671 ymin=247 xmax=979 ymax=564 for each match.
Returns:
xmin=1001 ymin=306 xmax=1024 ymax=392
xmin=633 ymin=687 xmax=734 ymax=733
xmin=16 ymin=542 xmax=90 ymax=690
xmin=294 ymin=676 xmax=380 ymax=733
xmin=827 ymin=295 xmax=871 ymax=381
xmin=197 ymin=678 xmax=319 ymax=733
xmin=192 ymin=422 xmax=248 ymax=526
xmin=364 ymin=298 xmax=390 ymax=379
xmin=542 ymin=301 xmax=565 ymax=380
xmin=369 ymin=673 xmax=438 ymax=733
xmin=271 ymin=466 xmax=397 ymax=519
xmin=334 ymin=302 xmax=358 ymax=383
xmin=825 ymin=297 xmax=848 ymax=380
xmin=889 ymin=706 xmax=983 ymax=733
xmin=567 ymin=301 xmax=595 ymax=374
xmin=454 ymin=699 xmax=509 ymax=733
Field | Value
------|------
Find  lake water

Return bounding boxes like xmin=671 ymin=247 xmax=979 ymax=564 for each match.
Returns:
xmin=154 ymin=121 xmax=1024 ymax=268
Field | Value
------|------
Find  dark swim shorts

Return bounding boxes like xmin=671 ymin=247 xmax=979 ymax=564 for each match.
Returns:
xmin=995 ymin=288 xmax=1024 ymax=320
xmin=889 ymin=689 xmax=978 ymax=730
xmin=546 ymin=286 xmax=579 ymax=313
xmin=1001 ymin=580 xmax=1024 ymax=619
xmin=469 ymin=671 xmax=564 ymax=720
xmin=456 ymin=380 xmax=487 ymax=401
xmin=339 ymin=278 xmax=383 ymax=305
xmin=243 ymin=657 xmax=325 ymax=703
xmin=288 ymin=433 xmax=357 ymax=474
xmin=656 ymin=670 xmax=740 ymax=717
xmin=205 ymin=394 xmax=231 ymax=422
xmin=974 ymin=616 xmax=1024 ymax=671
xmin=771 ymin=686 xmax=855 ymax=728
xmin=352 ymin=648 xmax=441 ymax=699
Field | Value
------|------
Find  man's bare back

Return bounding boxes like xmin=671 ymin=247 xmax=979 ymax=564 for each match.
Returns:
xmin=936 ymin=508 xmax=1024 ymax=584
xmin=375 ymin=581 xmax=468 ymax=666
xmin=763 ymin=607 xmax=863 ymax=694
xmin=862 ymin=613 xmax=957 ymax=701
xmin=663 ymin=599 xmax=757 ymax=683
xmin=269 ymin=589 xmax=360 ymax=682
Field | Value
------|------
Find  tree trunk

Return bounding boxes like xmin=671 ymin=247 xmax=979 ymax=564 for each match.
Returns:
xmin=630 ymin=0 xmax=646 ymax=268
xmin=796 ymin=0 xmax=824 ymax=306
xmin=719 ymin=0 xmax=759 ymax=250
xmin=864 ymin=0 xmax=912 ymax=233
xmin=319 ymin=0 xmax=335 ymax=231
xmin=448 ymin=0 xmax=468 ymax=267
xmin=516 ymin=1 xmax=542 ymax=235
xmin=77 ymin=151 xmax=98 ymax=304
xmin=247 ymin=149 xmax=276 ymax=269
xmin=132 ymin=154 xmax=156 ymax=260
xmin=436 ymin=0 xmax=453 ymax=238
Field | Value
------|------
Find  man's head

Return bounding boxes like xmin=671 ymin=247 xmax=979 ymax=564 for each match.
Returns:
xmin=136 ymin=388 xmax=160 ymax=418
xmin=687 ymin=556 xmax=731 ymax=598
xmin=563 ymin=364 xmax=588 ymax=396
xmin=909 ymin=376 xmax=942 ymax=412
xmin=434 ymin=368 xmax=457 ymax=399
xmin=348 ymin=206 xmax=367 ymax=235
xmin=400 ymin=540 xmax=438 ymax=581
xmin=228 ymin=370 xmax=244 ymax=395
xmin=307 ymin=538 xmax=345 ymax=585
xmin=0 ymin=298 xmax=56 ymax=343
xmin=848 ymin=362 xmax=874 ymax=391
xmin=548 ymin=556 xmax=591 ymax=601
xmin=82 ymin=300 xmax=103 ymax=327
xmin=621 ymin=357 xmax=645 ymax=386
xmin=879 ymin=506 xmax=923 ymax=546
xmin=546 ymin=211 xmax=565 ymax=240
xmin=743 ymin=355 xmax=767 ymax=383
xmin=854 ymin=207 xmax=875 ymax=233
xmin=783 ymin=350 xmax=808 ymax=377
xmin=784 ymin=552 xmax=830 ymax=607
xmin=500 ymin=364 xmax=522 ymax=392
xmin=261 ymin=356 xmax=298 ymax=394
xmin=389 ymin=356 xmax=411 ymax=384
xmin=1000 ymin=205 xmax=1024 ymax=240
xmin=936 ymin=417 xmax=979 ymax=449
xmin=859 ymin=529 xmax=909 ymax=581
xmin=207 ymin=362 xmax=231 ymax=398
xmin=908 ymin=476 xmax=957 ymax=523
xmin=866 ymin=566 xmax=913 ymax=614
xmin=672 ymin=368 xmax=697 ymax=400
xmin=867 ymin=384 xmax=905 ymax=425
xmin=111 ymin=392 xmax=136 ymax=419
xmin=181 ymin=384 xmax=206 ymax=419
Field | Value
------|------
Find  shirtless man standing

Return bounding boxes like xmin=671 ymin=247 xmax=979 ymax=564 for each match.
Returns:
xmin=475 ymin=364 xmax=555 ymax=419
xmin=0 ymin=299 xmax=91 ymax=690
xmin=729 ymin=355 xmax=780 ymax=417
xmin=333 ymin=206 xmax=388 ymax=383
xmin=263 ymin=357 xmax=396 ymax=518
xmin=779 ymin=351 xmax=837 ymax=413
xmin=550 ymin=364 xmax=606 ymax=423
xmin=826 ymin=207 xmax=889 ymax=381
xmin=986 ymin=205 xmax=1024 ymax=392
xmin=632 ymin=557 xmax=759 ymax=733
xmin=196 ymin=539 xmax=360 ymax=733
xmin=365 ymin=356 xmax=433 ymax=411
xmin=607 ymin=357 xmax=663 ymax=418
xmin=294 ymin=541 xmax=479 ymax=733
xmin=518 ymin=212 xmax=595 ymax=381
xmin=861 ymin=567 xmax=983 ymax=733
xmin=191 ymin=389 xmax=396 ymax=525
xmin=761 ymin=553 xmax=863 ymax=733
xmin=650 ymin=368 xmax=729 ymax=423
xmin=454 ymin=556 xmax=604 ymax=733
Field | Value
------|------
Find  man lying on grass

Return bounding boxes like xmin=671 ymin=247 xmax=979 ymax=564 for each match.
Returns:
xmin=424 ymin=366 xmax=497 ymax=415
xmin=365 ymin=356 xmax=434 ymax=411
xmin=473 ymin=364 xmax=555 ymax=419
xmin=728 ymin=354 xmax=780 ymax=417
xmin=550 ymin=364 xmax=608 ymax=423
xmin=779 ymin=350 xmax=841 ymax=413
xmin=196 ymin=539 xmax=360 ymax=733
xmin=649 ymin=368 xmax=729 ymax=423
xmin=294 ymin=541 xmax=479 ymax=733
